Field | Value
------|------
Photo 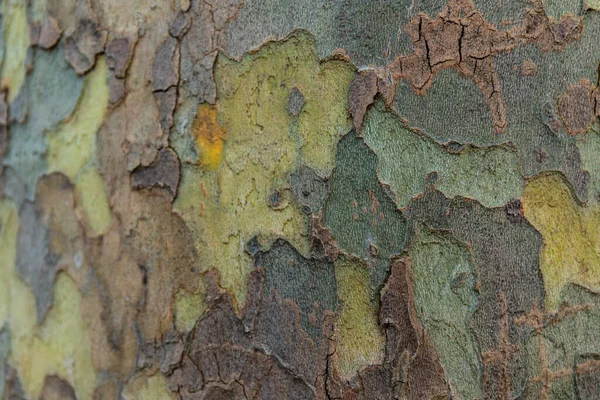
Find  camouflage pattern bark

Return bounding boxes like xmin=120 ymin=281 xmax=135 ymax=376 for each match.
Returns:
xmin=1 ymin=0 xmax=600 ymax=399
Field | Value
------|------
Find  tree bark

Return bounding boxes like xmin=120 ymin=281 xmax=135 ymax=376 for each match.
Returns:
xmin=1 ymin=0 xmax=600 ymax=399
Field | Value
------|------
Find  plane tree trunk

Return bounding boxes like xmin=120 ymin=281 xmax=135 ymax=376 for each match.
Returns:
xmin=2 ymin=0 xmax=600 ymax=399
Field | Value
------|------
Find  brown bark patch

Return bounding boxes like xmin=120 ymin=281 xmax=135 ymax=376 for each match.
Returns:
xmin=558 ymin=80 xmax=596 ymax=135
xmin=40 ymin=376 xmax=77 ymax=400
xmin=381 ymin=0 xmax=582 ymax=134
xmin=30 ymin=17 xmax=62 ymax=50
xmin=131 ymin=147 xmax=181 ymax=199
xmin=521 ymin=59 xmax=538 ymax=77
xmin=63 ymin=0 xmax=107 ymax=74
xmin=349 ymin=70 xmax=378 ymax=133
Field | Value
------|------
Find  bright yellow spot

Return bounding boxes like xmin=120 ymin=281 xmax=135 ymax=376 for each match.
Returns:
xmin=522 ymin=173 xmax=600 ymax=310
xmin=46 ymin=57 xmax=111 ymax=236
xmin=173 ymin=279 xmax=208 ymax=332
xmin=75 ymin=166 xmax=112 ymax=236
xmin=334 ymin=258 xmax=384 ymax=378
xmin=176 ymin=32 xmax=353 ymax=306
xmin=0 ymin=202 xmax=96 ymax=400
xmin=1 ymin=0 xmax=29 ymax=102
xmin=122 ymin=373 xmax=176 ymax=400
xmin=192 ymin=104 xmax=227 ymax=170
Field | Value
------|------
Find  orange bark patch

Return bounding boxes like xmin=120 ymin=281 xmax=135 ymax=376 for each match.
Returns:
xmin=191 ymin=104 xmax=227 ymax=170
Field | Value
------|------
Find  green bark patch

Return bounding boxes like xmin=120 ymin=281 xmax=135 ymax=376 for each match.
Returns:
xmin=362 ymin=101 xmax=523 ymax=209
xmin=407 ymin=183 xmax=546 ymax=397
xmin=409 ymin=224 xmax=483 ymax=400
xmin=323 ymin=130 xmax=408 ymax=294
xmin=4 ymin=45 xmax=84 ymax=198
xmin=254 ymin=239 xmax=337 ymax=340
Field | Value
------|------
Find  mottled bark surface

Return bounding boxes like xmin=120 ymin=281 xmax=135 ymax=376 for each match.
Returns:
xmin=1 ymin=0 xmax=600 ymax=399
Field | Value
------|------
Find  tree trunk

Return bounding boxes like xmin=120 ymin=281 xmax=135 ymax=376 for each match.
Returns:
xmin=1 ymin=0 xmax=600 ymax=399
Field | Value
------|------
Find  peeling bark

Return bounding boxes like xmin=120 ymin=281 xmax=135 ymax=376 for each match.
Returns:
xmin=2 ymin=0 xmax=600 ymax=399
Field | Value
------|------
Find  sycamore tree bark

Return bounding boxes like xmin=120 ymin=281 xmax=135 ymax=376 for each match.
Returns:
xmin=1 ymin=0 xmax=600 ymax=399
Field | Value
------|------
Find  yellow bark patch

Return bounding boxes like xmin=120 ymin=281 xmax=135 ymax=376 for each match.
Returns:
xmin=122 ymin=373 xmax=176 ymax=400
xmin=334 ymin=258 xmax=384 ymax=378
xmin=47 ymin=57 xmax=111 ymax=236
xmin=11 ymin=273 xmax=96 ymax=400
xmin=0 ymin=202 xmax=96 ymax=400
xmin=47 ymin=57 xmax=109 ymax=180
xmin=1 ymin=0 xmax=29 ymax=101
xmin=192 ymin=104 xmax=227 ymax=170
xmin=75 ymin=166 xmax=112 ymax=236
xmin=522 ymin=173 xmax=600 ymax=310
xmin=0 ymin=200 xmax=18 ymax=328
xmin=174 ymin=33 xmax=353 ymax=306
xmin=173 ymin=279 xmax=208 ymax=332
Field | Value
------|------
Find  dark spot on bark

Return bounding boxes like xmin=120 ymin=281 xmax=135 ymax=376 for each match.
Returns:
xmin=451 ymin=271 xmax=469 ymax=290
xmin=268 ymin=190 xmax=281 ymax=208
xmin=369 ymin=242 xmax=378 ymax=257
xmin=0 ymin=328 xmax=9 ymax=398
xmin=131 ymin=147 xmax=180 ymax=199
xmin=290 ymin=165 xmax=328 ymax=214
xmin=168 ymin=355 xmax=204 ymax=394
xmin=534 ymin=148 xmax=549 ymax=164
xmin=446 ymin=140 xmax=465 ymax=153
xmin=504 ymin=199 xmax=524 ymax=223
xmin=425 ymin=171 xmax=439 ymax=186
xmin=358 ymin=366 xmax=395 ymax=399
xmin=255 ymin=291 xmax=327 ymax=388
xmin=287 ymin=87 xmax=305 ymax=117
xmin=40 ymin=375 xmax=77 ymax=400
xmin=244 ymin=236 xmax=261 ymax=257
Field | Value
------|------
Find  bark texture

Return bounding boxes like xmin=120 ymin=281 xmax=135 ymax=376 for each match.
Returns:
xmin=1 ymin=0 xmax=600 ymax=399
